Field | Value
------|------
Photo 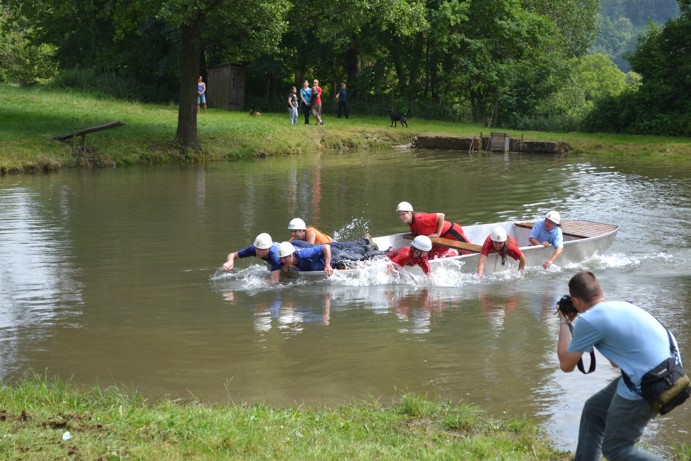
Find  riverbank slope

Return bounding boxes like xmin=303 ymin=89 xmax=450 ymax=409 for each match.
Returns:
xmin=0 ymin=375 xmax=575 ymax=460
xmin=1 ymin=84 xmax=690 ymax=174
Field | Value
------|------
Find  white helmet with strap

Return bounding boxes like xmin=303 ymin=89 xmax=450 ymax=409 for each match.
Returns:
xmin=396 ymin=201 xmax=414 ymax=212
xmin=545 ymin=210 xmax=561 ymax=225
xmin=490 ymin=227 xmax=507 ymax=243
xmin=253 ymin=233 xmax=273 ymax=249
xmin=278 ymin=242 xmax=296 ymax=258
xmin=411 ymin=235 xmax=433 ymax=252
xmin=288 ymin=218 xmax=307 ymax=230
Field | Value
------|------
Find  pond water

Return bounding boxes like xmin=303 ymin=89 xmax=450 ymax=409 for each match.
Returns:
xmin=1 ymin=149 xmax=689 ymax=455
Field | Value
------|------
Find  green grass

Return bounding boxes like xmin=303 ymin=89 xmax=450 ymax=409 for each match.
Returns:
xmin=3 ymin=374 xmax=688 ymax=460
xmin=0 ymin=373 xmax=574 ymax=460
xmin=1 ymin=83 xmax=690 ymax=174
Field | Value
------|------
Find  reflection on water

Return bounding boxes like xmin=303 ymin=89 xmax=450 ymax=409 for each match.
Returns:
xmin=1 ymin=152 xmax=690 ymax=455
xmin=0 ymin=185 xmax=82 ymax=378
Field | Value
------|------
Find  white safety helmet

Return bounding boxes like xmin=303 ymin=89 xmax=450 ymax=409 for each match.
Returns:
xmin=545 ymin=210 xmax=561 ymax=225
xmin=411 ymin=235 xmax=433 ymax=252
xmin=278 ymin=241 xmax=296 ymax=258
xmin=396 ymin=201 xmax=414 ymax=213
xmin=253 ymin=233 xmax=273 ymax=250
xmin=490 ymin=227 xmax=507 ymax=243
xmin=288 ymin=218 xmax=306 ymax=231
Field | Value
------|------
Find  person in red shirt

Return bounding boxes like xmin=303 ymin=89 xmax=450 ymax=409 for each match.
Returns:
xmin=395 ymin=201 xmax=469 ymax=259
xmin=387 ymin=235 xmax=433 ymax=275
xmin=310 ymin=79 xmax=324 ymax=125
xmin=477 ymin=227 xmax=526 ymax=279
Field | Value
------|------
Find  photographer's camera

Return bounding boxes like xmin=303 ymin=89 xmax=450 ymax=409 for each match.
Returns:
xmin=556 ymin=295 xmax=578 ymax=317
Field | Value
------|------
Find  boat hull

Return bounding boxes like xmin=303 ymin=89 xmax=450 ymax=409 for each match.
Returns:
xmin=281 ymin=220 xmax=619 ymax=279
xmin=373 ymin=220 xmax=619 ymax=274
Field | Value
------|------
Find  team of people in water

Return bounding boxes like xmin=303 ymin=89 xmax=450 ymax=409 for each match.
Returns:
xmin=221 ymin=202 xmax=564 ymax=283
xmin=221 ymin=203 xmax=691 ymax=458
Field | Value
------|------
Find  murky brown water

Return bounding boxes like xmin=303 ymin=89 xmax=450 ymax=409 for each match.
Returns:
xmin=1 ymin=149 xmax=690 ymax=454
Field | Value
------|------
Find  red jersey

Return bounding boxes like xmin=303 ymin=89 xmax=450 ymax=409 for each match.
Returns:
xmin=312 ymin=86 xmax=322 ymax=105
xmin=409 ymin=212 xmax=470 ymax=259
xmin=408 ymin=212 xmax=449 ymax=236
xmin=480 ymin=235 xmax=523 ymax=260
xmin=386 ymin=246 xmax=431 ymax=274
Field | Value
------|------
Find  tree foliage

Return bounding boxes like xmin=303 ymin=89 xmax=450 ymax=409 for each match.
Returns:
xmin=0 ymin=6 xmax=58 ymax=85
xmin=583 ymin=1 xmax=690 ymax=135
xmin=593 ymin=0 xmax=680 ymax=71
xmin=10 ymin=0 xmax=685 ymax=138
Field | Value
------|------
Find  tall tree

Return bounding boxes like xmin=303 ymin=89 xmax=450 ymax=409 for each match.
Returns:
xmin=150 ymin=0 xmax=290 ymax=150
xmin=10 ymin=0 xmax=289 ymax=151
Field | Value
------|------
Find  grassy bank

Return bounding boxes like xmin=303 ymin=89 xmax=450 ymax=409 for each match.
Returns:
xmin=1 ymin=83 xmax=690 ymax=174
xmin=0 ymin=374 xmax=575 ymax=460
xmin=4 ymin=374 xmax=688 ymax=460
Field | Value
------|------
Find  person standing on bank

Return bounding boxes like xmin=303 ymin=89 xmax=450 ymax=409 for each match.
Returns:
xmin=395 ymin=201 xmax=468 ymax=259
xmin=197 ymin=76 xmax=207 ymax=114
xmin=557 ymin=271 xmax=679 ymax=461
xmin=299 ymin=80 xmax=312 ymax=124
xmin=311 ymin=79 xmax=324 ymax=125
xmin=477 ymin=227 xmax=526 ymax=279
xmin=336 ymin=82 xmax=349 ymax=119
xmin=529 ymin=210 xmax=563 ymax=269
xmin=288 ymin=86 xmax=299 ymax=125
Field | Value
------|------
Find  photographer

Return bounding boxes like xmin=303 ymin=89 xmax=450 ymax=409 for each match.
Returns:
xmin=557 ymin=271 xmax=680 ymax=461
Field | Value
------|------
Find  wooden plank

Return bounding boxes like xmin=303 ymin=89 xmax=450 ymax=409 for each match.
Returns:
xmin=403 ymin=233 xmax=482 ymax=253
xmin=514 ymin=221 xmax=534 ymax=230
xmin=514 ymin=220 xmax=618 ymax=239
xmin=55 ymin=121 xmax=124 ymax=141
xmin=431 ymin=237 xmax=483 ymax=253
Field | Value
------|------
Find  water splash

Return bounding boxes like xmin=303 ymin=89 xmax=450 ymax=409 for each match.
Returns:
xmin=332 ymin=216 xmax=372 ymax=241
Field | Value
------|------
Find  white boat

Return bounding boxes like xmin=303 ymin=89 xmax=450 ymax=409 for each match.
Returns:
xmin=281 ymin=220 xmax=619 ymax=278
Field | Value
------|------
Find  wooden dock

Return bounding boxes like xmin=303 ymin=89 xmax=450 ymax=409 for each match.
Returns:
xmin=412 ymin=134 xmax=569 ymax=154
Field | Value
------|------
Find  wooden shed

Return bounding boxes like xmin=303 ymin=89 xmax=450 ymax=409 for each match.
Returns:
xmin=207 ymin=64 xmax=246 ymax=110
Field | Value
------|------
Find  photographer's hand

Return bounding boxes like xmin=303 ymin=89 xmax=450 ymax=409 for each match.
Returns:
xmin=558 ymin=309 xmax=577 ymax=323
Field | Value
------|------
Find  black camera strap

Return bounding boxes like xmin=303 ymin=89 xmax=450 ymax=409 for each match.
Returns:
xmin=566 ymin=322 xmax=597 ymax=374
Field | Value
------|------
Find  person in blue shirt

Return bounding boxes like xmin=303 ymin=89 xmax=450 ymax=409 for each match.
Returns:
xmin=529 ymin=210 xmax=563 ymax=268
xmin=197 ymin=76 xmax=207 ymax=114
xmin=336 ymin=82 xmax=349 ymax=119
xmin=557 ymin=271 xmax=677 ymax=461
xmin=278 ymin=240 xmax=382 ymax=276
xmin=299 ymin=80 xmax=312 ymax=125
xmin=279 ymin=241 xmax=335 ymax=276
xmin=222 ymin=233 xmax=290 ymax=284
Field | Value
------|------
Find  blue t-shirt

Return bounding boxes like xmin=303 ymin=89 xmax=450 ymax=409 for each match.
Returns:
xmin=293 ymin=245 xmax=328 ymax=271
xmin=300 ymin=87 xmax=312 ymax=105
xmin=237 ymin=243 xmax=282 ymax=271
xmin=337 ymin=89 xmax=347 ymax=101
xmin=529 ymin=219 xmax=563 ymax=248
xmin=568 ymin=300 xmax=678 ymax=400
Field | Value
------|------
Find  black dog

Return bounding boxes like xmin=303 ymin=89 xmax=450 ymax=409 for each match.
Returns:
xmin=388 ymin=109 xmax=408 ymax=128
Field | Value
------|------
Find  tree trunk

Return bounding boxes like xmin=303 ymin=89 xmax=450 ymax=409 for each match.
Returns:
xmin=175 ymin=13 xmax=204 ymax=152
xmin=345 ymin=45 xmax=360 ymax=88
